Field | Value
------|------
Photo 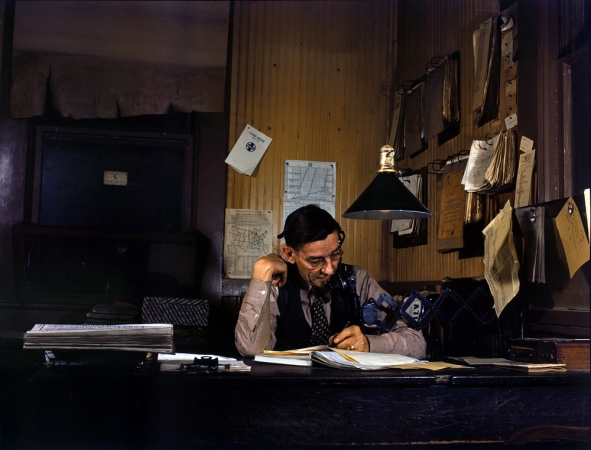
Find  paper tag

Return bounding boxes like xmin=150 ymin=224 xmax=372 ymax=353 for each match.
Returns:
xmin=505 ymin=80 xmax=517 ymax=97
xmin=502 ymin=30 xmax=513 ymax=57
xmin=555 ymin=198 xmax=590 ymax=278
xmin=519 ymin=136 xmax=534 ymax=153
xmin=514 ymin=150 xmax=535 ymax=208
xmin=505 ymin=113 xmax=518 ymax=130
xmin=505 ymin=61 xmax=518 ymax=81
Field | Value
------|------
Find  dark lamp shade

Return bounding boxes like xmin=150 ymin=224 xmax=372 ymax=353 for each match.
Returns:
xmin=342 ymin=171 xmax=432 ymax=220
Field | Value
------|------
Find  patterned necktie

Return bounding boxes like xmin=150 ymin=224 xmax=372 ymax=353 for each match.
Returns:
xmin=310 ymin=288 xmax=330 ymax=346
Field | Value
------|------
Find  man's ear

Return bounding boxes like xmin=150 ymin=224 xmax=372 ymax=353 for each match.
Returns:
xmin=282 ymin=245 xmax=296 ymax=264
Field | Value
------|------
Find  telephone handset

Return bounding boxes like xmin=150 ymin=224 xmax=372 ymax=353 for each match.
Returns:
xmin=328 ymin=263 xmax=403 ymax=333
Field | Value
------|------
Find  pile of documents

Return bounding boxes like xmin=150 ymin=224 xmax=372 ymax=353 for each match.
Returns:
xmin=254 ymin=345 xmax=327 ymax=367
xmin=310 ymin=350 xmax=423 ymax=370
xmin=463 ymin=129 xmax=516 ymax=197
xmin=254 ymin=346 xmax=428 ymax=371
xmin=23 ymin=323 xmax=174 ymax=354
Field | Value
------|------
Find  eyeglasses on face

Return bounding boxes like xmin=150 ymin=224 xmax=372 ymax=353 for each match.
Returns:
xmin=292 ymin=247 xmax=343 ymax=269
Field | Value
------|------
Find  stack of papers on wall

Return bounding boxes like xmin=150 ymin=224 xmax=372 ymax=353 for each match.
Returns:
xmin=23 ymin=323 xmax=174 ymax=353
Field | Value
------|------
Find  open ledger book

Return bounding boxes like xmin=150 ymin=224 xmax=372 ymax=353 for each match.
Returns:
xmin=254 ymin=346 xmax=426 ymax=370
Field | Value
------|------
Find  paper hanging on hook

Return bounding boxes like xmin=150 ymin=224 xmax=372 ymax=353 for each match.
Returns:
xmin=554 ymin=197 xmax=590 ymax=278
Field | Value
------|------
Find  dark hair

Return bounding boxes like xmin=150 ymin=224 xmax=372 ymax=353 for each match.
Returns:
xmin=277 ymin=204 xmax=344 ymax=250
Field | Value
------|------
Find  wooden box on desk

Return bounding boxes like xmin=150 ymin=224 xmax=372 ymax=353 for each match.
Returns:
xmin=509 ymin=338 xmax=590 ymax=369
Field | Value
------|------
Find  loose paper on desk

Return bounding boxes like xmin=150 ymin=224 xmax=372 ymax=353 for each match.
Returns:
xmin=482 ymin=200 xmax=520 ymax=317
xmin=514 ymin=149 xmax=535 ymax=208
xmin=282 ymin=160 xmax=336 ymax=226
xmin=223 ymin=209 xmax=272 ymax=278
xmin=311 ymin=349 xmax=423 ymax=370
xmin=449 ymin=356 xmax=566 ymax=372
xmin=554 ymin=197 xmax=590 ymax=278
xmin=225 ymin=125 xmax=272 ymax=176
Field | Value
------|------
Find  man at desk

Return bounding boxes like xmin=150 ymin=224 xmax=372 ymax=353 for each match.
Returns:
xmin=235 ymin=204 xmax=426 ymax=358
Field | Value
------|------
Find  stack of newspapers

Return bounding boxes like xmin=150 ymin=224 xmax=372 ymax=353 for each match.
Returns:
xmin=23 ymin=323 xmax=174 ymax=354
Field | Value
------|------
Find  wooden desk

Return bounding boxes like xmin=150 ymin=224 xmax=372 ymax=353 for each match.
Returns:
xmin=0 ymin=348 xmax=589 ymax=449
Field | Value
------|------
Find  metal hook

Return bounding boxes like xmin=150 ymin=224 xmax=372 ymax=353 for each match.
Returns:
xmin=529 ymin=211 xmax=536 ymax=223
xmin=474 ymin=140 xmax=487 ymax=150
xmin=427 ymin=159 xmax=446 ymax=174
xmin=426 ymin=56 xmax=446 ymax=73
xmin=398 ymin=80 xmax=415 ymax=95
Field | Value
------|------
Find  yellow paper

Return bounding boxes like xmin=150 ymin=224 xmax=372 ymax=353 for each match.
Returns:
xmin=514 ymin=150 xmax=535 ymax=208
xmin=555 ymin=197 xmax=590 ymax=278
xmin=396 ymin=361 xmax=473 ymax=371
xmin=482 ymin=200 xmax=520 ymax=317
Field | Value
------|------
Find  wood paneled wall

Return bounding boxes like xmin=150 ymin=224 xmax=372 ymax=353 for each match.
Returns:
xmin=390 ymin=0 xmax=501 ymax=283
xmin=227 ymin=0 xmax=394 ymax=280
xmin=227 ymin=0 xmax=501 ymax=285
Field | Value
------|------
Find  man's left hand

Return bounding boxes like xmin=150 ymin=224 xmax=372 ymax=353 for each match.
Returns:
xmin=329 ymin=325 xmax=369 ymax=352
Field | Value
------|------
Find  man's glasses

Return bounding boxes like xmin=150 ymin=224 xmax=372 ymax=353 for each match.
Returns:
xmin=292 ymin=247 xmax=343 ymax=269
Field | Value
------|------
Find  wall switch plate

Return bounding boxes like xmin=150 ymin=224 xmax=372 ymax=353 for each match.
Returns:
xmin=104 ymin=171 xmax=128 ymax=186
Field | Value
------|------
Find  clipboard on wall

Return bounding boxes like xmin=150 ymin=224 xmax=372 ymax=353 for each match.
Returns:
xmin=436 ymin=158 xmax=467 ymax=252
xmin=391 ymin=166 xmax=429 ymax=248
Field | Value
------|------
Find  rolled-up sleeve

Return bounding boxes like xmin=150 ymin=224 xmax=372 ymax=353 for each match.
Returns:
xmin=234 ymin=278 xmax=279 ymax=357
xmin=354 ymin=266 xmax=427 ymax=359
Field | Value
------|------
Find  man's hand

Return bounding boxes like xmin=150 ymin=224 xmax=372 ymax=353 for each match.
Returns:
xmin=329 ymin=325 xmax=369 ymax=352
xmin=251 ymin=253 xmax=288 ymax=286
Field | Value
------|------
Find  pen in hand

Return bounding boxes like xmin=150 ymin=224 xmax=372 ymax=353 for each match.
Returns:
xmin=329 ymin=322 xmax=351 ymax=348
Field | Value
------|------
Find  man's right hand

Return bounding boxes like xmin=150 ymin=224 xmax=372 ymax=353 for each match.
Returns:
xmin=251 ymin=253 xmax=288 ymax=286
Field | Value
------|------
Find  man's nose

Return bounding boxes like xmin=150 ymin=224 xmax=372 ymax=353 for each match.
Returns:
xmin=321 ymin=259 xmax=336 ymax=275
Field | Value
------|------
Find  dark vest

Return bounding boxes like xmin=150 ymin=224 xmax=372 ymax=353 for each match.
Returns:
xmin=274 ymin=263 xmax=350 ymax=350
